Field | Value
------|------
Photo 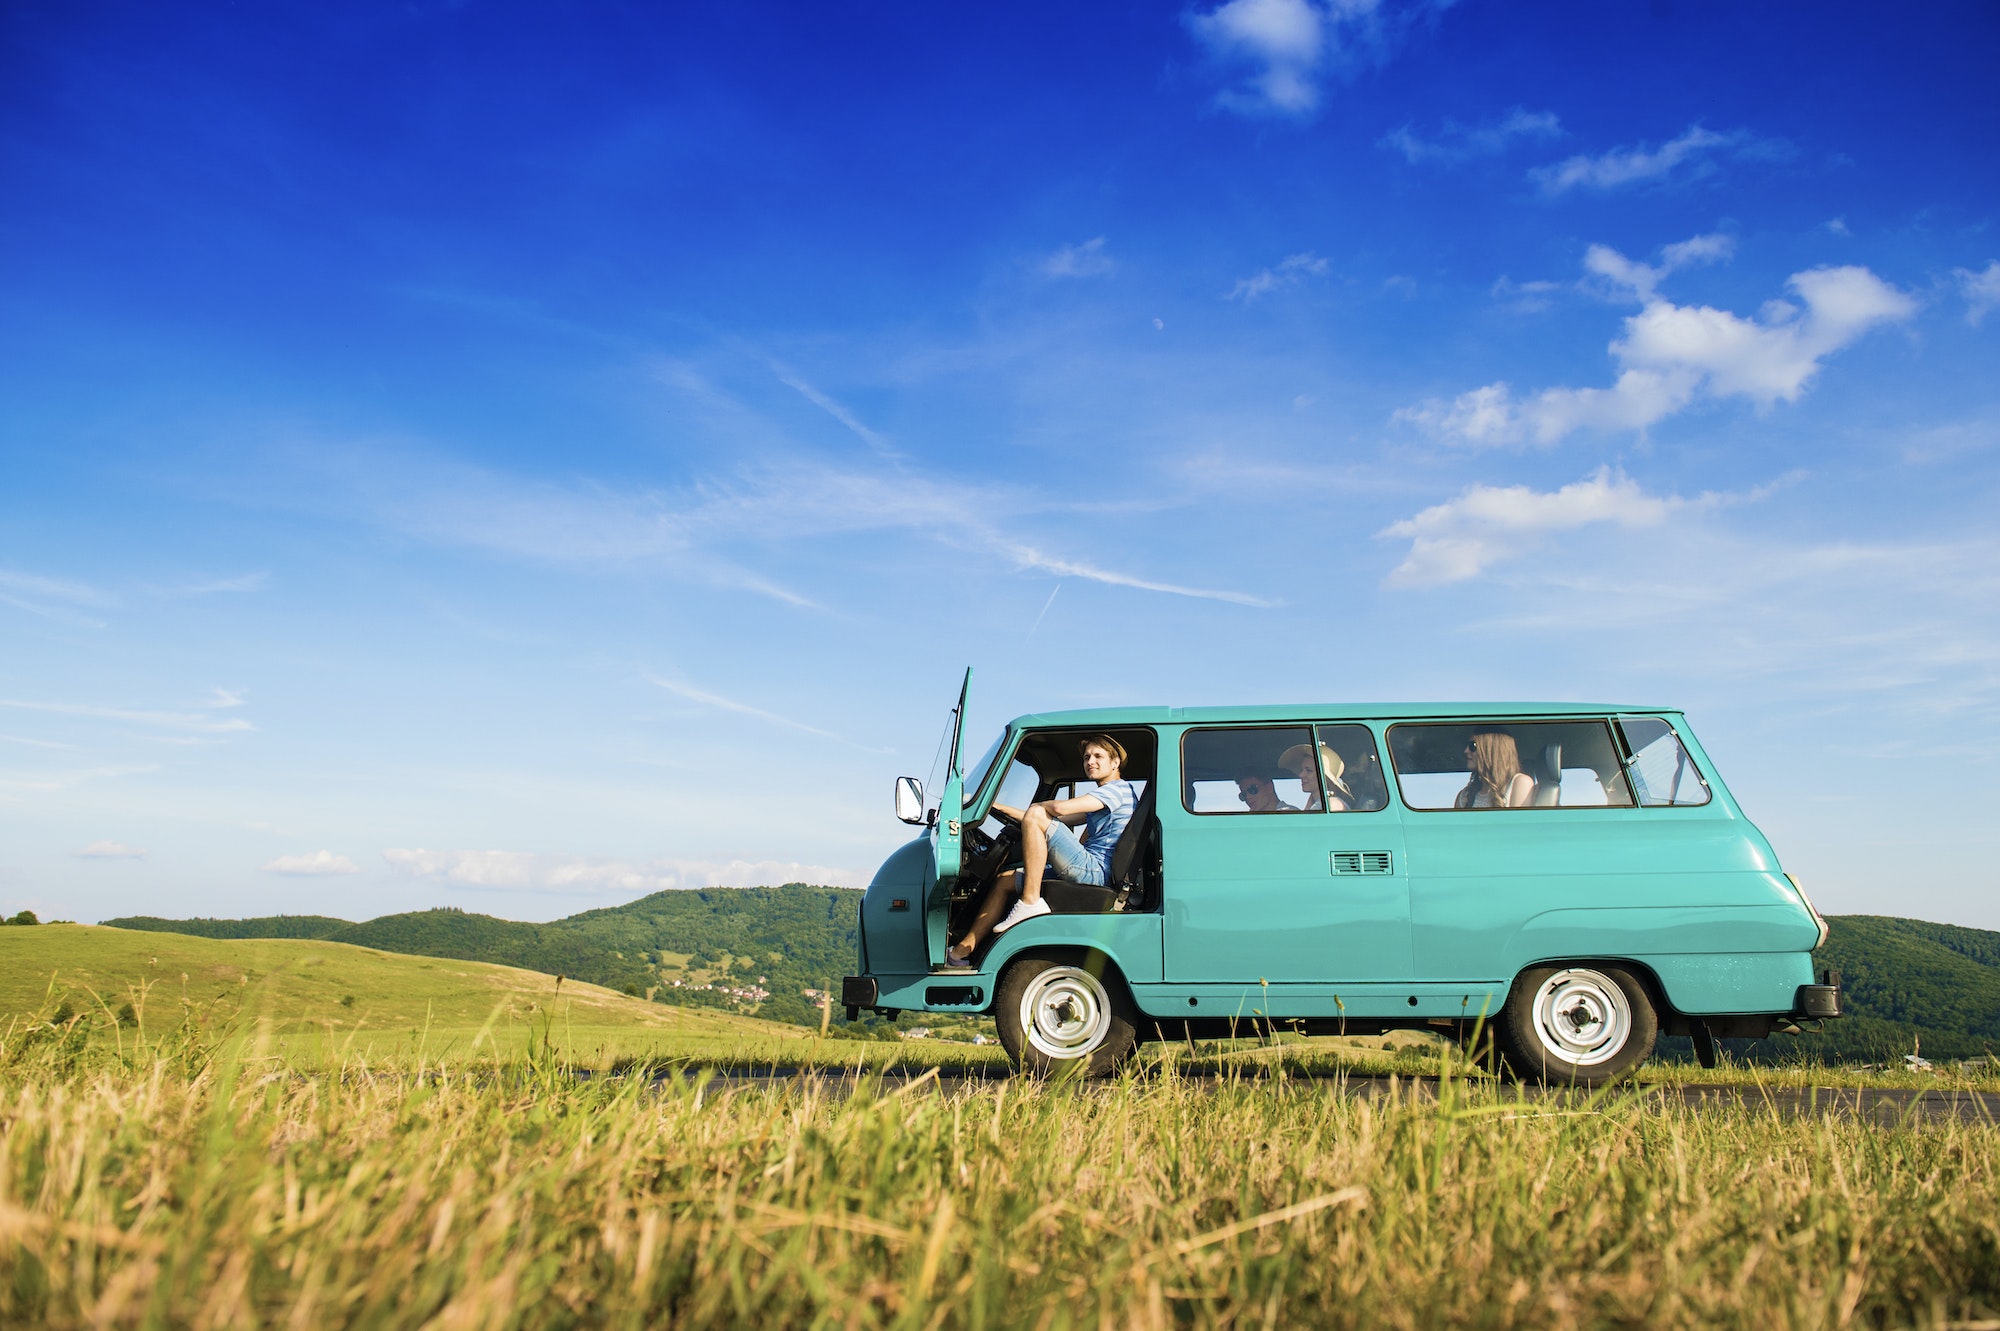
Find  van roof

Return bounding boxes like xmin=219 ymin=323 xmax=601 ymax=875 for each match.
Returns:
xmin=1006 ymin=702 xmax=1678 ymax=728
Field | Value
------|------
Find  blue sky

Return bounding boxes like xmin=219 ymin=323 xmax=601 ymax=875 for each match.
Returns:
xmin=4 ymin=0 xmax=1998 ymax=928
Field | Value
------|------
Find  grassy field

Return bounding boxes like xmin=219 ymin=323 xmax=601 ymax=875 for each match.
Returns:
xmin=5 ymin=926 xmax=2000 ymax=1326
xmin=3 ymin=1010 xmax=1998 ymax=1330
xmin=0 ymin=923 xmax=836 ymax=1067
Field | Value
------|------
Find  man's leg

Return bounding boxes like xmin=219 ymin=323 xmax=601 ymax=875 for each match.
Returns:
xmin=1019 ymin=805 xmax=1053 ymax=904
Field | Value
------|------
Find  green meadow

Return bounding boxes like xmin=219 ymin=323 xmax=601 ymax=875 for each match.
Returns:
xmin=5 ymin=923 xmax=2000 ymax=1328
xmin=0 ymin=924 xmax=847 ymax=1068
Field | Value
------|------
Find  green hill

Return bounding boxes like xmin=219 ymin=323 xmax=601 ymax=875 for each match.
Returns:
xmin=106 ymin=885 xmax=864 ymax=1028
xmin=0 ymin=923 xmax=819 ymax=1065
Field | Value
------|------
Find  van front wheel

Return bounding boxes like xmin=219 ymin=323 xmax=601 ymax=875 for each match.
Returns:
xmin=1501 ymin=965 xmax=1657 ymax=1086
xmin=995 ymin=955 xmax=1139 ymax=1078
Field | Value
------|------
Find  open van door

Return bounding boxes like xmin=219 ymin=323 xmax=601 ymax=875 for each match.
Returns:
xmin=925 ymin=668 xmax=972 ymax=964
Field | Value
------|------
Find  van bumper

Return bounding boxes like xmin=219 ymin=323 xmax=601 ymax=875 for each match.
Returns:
xmin=841 ymin=976 xmax=878 ymax=1012
xmin=1792 ymin=970 xmax=1843 ymax=1020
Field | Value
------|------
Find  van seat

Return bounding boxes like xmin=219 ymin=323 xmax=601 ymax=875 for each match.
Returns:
xmin=1528 ymin=742 xmax=1562 ymax=807
xmin=1038 ymin=781 xmax=1159 ymax=914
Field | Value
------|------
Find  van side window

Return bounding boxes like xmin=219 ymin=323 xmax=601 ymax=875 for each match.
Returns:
xmin=1182 ymin=727 xmax=1316 ymax=814
xmin=1618 ymin=718 xmax=1712 ymax=807
xmin=1314 ymin=724 xmax=1389 ymax=812
xmin=1388 ymin=721 xmax=1636 ymax=810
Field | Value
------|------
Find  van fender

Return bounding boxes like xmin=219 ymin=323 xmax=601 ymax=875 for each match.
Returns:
xmin=980 ymin=914 xmax=1163 ymax=988
xmin=1505 ymin=908 xmax=1818 ymax=1016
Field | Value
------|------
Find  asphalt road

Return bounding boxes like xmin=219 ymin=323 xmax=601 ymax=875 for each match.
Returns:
xmin=681 ymin=1068 xmax=2000 ymax=1124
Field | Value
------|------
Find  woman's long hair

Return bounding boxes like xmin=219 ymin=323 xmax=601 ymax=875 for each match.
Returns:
xmin=1464 ymin=731 xmax=1522 ymax=806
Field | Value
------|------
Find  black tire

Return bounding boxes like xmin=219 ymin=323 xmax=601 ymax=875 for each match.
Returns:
xmin=994 ymin=952 xmax=1140 ymax=1079
xmin=1498 ymin=964 xmax=1658 ymax=1087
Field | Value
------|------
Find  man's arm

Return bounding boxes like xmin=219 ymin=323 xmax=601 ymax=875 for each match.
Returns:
xmin=992 ymin=794 xmax=1105 ymax=826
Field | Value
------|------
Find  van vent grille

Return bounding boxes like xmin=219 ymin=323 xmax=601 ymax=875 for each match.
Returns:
xmin=1331 ymin=851 xmax=1361 ymax=875
xmin=1332 ymin=851 xmax=1394 ymax=875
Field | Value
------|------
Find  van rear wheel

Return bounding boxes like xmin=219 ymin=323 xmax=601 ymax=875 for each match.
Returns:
xmin=1500 ymin=965 xmax=1657 ymax=1086
xmin=995 ymin=954 xmax=1139 ymax=1078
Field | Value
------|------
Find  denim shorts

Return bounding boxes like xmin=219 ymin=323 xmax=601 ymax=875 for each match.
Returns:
xmin=1042 ymin=819 xmax=1108 ymax=886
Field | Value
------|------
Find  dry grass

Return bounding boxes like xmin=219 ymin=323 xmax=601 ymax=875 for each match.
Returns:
xmin=4 ymin=1001 xmax=1999 ymax=1329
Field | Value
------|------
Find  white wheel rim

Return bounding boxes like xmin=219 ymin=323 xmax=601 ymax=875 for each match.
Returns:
xmin=1530 ymin=969 xmax=1632 ymax=1068
xmin=1020 ymin=965 xmax=1112 ymax=1061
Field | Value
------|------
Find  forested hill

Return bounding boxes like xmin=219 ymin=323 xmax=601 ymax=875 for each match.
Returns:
xmin=107 ymin=885 xmax=862 ymax=1027
xmin=103 ymin=900 xmax=1999 ymax=1058
xmin=1793 ymin=915 xmax=2000 ymax=1063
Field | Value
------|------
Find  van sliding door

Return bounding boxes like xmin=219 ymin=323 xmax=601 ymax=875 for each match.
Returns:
xmin=1162 ymin=724 xmax=1410 ymax=984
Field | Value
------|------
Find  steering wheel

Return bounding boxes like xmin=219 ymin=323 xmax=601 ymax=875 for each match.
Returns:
xmin=986 ymin=805 xmax=1022 ymax=827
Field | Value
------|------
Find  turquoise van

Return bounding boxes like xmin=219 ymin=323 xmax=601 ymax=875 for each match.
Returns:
xmin=841 ymin=674 xmax=1843 ymax=1083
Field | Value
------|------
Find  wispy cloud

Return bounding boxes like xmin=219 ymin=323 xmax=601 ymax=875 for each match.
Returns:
xmin=1378 ymin=466 xmax=1771 ymax=585
xmin=1227 ymin=251 xmax=1330 ymax=301
xmin=150 ymin=572 xmax=270 ymax=597
xmin=1532 ymin=125 xmax=1789 ymax=194
xmin=646 ymin=674 xmax=863 ymax=746
xmin=1380 ymin=108 xmax=1561 ymax=164
xmin=75 ymin=840 xmax=148 ymax=859
xmin=305 ymin=443 xmax=1268 ymax=612
xmin=1040 ymin=237 xmax=1115 ymax=279
xmin=771 ymin=363 xmax=896 ymax=457
xmin=1186 ymin=0 xmax=1454 ymax=118
xmin=263 ymin=850 xmax=361 ymax=876
xmin=1955 ymin=260 xmax=2000 ymax=325
xmin=1005 ymin=544 xmax=1277 ymax=607
xmin=1490 ymin=276 xmax=1563 ymax=314
xmin=1398 ymin=243 xmax=1915 ymax=447
xmin=0 ymin=568 xmax=113 ymax=626
xmin=1582 ymin=231 xmax=1734 ymax=301
xmin=382 ymin=848 xmax=859 ymax=892
xmin=0 ymin=697 xmax=255 ymax=734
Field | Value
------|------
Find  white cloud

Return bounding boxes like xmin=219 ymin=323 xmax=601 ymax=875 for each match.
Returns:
xmin=1379 ymin=467 xmax=1715 ymax=585
xmin=1040 ymin=237 xmax=1115 ymax=279
xmin=263 ymin=850 xmax=361 ymax=876
xmin=1227 ymin=251 xmax=1330 ymax=301
xmin=1533 ymin=125 xmax=1785 ymax=194
xmin=75 ymin=841 xmax=147 ymax=859
xmin=1380 ymin=108 xmax=1561 ymax=164
xmin=1955 ymin=260 xmax=2000 ymax=325
xmin=1187 ymin=0 xmax=1452 ymax=118
xmin=1582 ymin=232 xmax=1734 ymax=301
xmin=382 ymin=848 xmax=859 ymax=893
xmin=1399 ymin=247 xmax=1916 ymax=447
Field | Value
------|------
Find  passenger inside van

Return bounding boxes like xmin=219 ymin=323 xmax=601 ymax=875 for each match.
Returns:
xmin=1235 ymin=771 xmax=1295 ymax=812
xmin=1279 ymin=741 xmax=1351 ymax=812
xmin=942 ymin=732 xmax=1138 ymax=967
xmin=1455 ymin=731 xmax=1537 ymax=808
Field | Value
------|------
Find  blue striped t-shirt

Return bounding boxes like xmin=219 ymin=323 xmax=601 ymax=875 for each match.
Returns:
xmin=1079 ymin=779 xmax=1140 ymax=878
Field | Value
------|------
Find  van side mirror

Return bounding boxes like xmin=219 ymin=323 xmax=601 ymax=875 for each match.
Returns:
xmin=894 ymin=776 xmax=925 ymax=825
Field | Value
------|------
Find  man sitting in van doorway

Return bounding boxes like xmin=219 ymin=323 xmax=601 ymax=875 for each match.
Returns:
xmin=941 ymin=733 xmax=1138 ymax=967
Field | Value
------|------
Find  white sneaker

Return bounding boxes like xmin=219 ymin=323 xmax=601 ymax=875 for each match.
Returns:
xmin=991 ymin=897 xmax=1051 ymax=935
